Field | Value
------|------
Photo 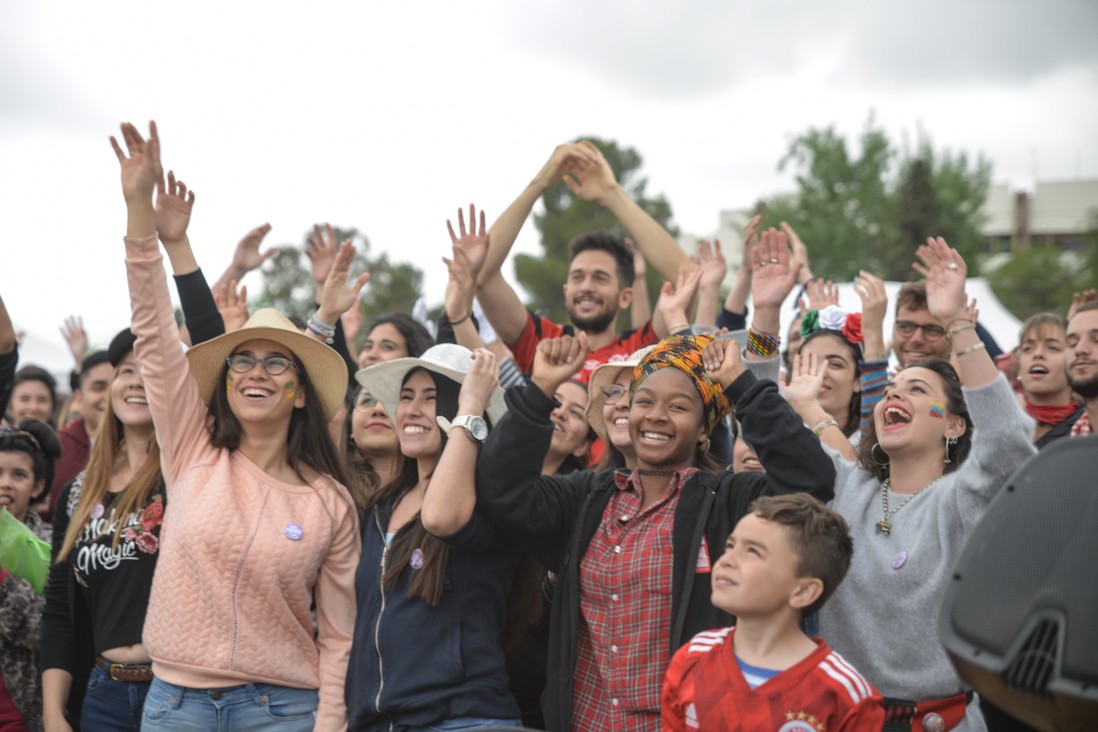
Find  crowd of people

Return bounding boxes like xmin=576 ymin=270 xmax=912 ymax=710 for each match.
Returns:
xmin=0 ymin=121 xmax=1095 ymax=732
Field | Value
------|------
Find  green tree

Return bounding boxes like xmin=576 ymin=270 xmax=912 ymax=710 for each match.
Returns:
xmin=254 ymin=226 xmax=423 ymax=329
xmin=513 ymin=137 xmax=678 ymax=323
xmin=762 ymin=116 xmax=991 ymax=282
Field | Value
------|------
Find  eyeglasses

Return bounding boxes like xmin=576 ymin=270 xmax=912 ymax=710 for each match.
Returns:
xmin=354 ymin=393 xmax=380 ymax=412
xmin=894 ymin=320 xmax=946 ymax=341
xmin=600 ymin=384 xmax=629 ymax=404
xmin=226 ymin=354 xmax=297 ymax=376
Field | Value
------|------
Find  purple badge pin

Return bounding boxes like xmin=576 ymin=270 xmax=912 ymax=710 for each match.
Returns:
xmin=91 ymin=503 xmax=104 ymax=520
xmin=922 ymin=712 xmax=945 ymax=732
xmin=891 ymin=550 xmax=908 ymax=570
xmin=410 ymin=548 xmax=424 ymax=570
xmin=283 ymin=523 xmax=304 ymax=541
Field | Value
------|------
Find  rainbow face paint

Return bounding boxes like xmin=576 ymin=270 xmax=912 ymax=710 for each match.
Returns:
xmin=929 ymin=402 xmax=946 ymax=419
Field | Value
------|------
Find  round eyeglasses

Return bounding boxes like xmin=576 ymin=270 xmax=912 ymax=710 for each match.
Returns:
xmin=354 ymin=392 xmax=381 ymax=412
xmin=226 ymin=354 xmax=297 ymax=376
xmin=599 ymin=383 xmax=629 ymax=404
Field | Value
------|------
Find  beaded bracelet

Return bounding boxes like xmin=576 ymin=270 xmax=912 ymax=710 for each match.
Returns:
xmin=812 ymin=417 xmax=839 ymax=436
xmin=310 ymin=312 xmax=337 ymax=332
xmin=746 ymin=328 xmax=780 ymax=357
xmin=956 ymin=341 xmax=986 ymax=357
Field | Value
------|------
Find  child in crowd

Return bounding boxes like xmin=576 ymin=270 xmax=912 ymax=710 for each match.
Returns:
xmin=661 ymin=494 xmax=883 ymax=731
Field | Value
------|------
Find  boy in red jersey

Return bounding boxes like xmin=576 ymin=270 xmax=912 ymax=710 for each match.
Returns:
xmin=662 ymin=494 xmax=883 ymax=731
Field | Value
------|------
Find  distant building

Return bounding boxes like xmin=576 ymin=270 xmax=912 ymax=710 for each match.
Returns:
xmin=982 ymin=180 xmax=1098 ymax=252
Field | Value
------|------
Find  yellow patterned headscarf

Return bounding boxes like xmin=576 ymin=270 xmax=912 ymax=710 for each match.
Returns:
xmin=632 ymin=334 xmax=730 ymax=436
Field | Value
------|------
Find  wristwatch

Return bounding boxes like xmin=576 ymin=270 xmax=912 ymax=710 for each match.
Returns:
xmin=450 ymin=414 xmax=489 ymax=443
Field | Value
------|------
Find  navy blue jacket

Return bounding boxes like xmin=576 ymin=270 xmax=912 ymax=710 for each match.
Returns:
xmin=345 ymin=501 xmax=521 ymax=731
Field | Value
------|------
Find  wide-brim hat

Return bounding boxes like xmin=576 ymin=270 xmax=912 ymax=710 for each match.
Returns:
xmin=355 ymin=343 xmax=507 ymax=426
xmin=585 ymin=345 xmax=656 ymax=442
xmin=185 ymin=308 xmax=348 ymax=422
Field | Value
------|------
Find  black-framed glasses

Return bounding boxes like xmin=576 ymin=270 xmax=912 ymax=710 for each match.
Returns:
xmin=894 ymin=320 xmax=946 ymax=341
xmin=600 ymin=384 xmax=628 ymax=404
xmin=354 ymin=392 xmax=381 ymax=412
xmin=226 ymin=353 xmax=297 ymax=376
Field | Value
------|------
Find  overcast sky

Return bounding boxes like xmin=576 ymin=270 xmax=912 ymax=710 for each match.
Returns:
xmin=3 ymin=0 xmax=1097 ymax=364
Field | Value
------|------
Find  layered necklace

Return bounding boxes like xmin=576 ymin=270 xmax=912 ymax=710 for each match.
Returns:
xmin=875 ymin=476 xmax=943 ymax=536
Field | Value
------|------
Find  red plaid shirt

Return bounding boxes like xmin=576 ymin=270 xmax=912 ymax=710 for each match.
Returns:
xmin=571 ymin=467 xmax=699 ymax=731
xmin=1071 ymin=412 xmax=1093 ymax=437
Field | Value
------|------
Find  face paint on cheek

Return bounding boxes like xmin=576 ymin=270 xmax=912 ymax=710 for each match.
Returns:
xmin=929 ymin=402 xmax=945 ymax=419
xmin=226 ymin=373 xmax=233 ymax=393
xmin=284 ymin=380 xmax=296 ymax=400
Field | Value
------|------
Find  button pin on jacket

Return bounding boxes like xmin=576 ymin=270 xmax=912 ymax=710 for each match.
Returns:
xmin=91 ymin=503 xmax=105 ymax=519
xmin=410 ymin=548 xmax=424 ymax=569
xmin=891 ymin=550 xmax=908 ymax=570
xmin=284 ymin=523 xmax=304 ymax=541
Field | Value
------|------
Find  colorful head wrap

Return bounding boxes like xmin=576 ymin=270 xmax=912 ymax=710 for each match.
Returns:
xmin=800 ymin=305 xmax=863 ymax=349
xmin=631 ymin=334 xmax=731 ymax=436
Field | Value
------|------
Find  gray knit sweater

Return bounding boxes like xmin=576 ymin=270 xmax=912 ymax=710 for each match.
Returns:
xmin=819 ymin=375 xmax=1035 ymax=732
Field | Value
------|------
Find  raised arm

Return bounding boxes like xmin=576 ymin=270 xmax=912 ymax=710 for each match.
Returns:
xmin=783 ymin=351 xmax=857 ymax=462
xmin=654 ymin=261 xmax=702 ymax=337
xmin=564 ymin=140 xmax=687 ymax=281
xmin=627 ymin=238 xmax=652 ymax=329
xmin=745 ymin=227 xmax=801 ymax=362
xmin=693 ymin=239 xmax=727 ymax=327
xmin=421 ymin=348 xmax=498 ymax=537
xmin=443 ymin=205 xmax=491 ymax=352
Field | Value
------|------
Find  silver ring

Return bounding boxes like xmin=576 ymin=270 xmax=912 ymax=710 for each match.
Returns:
xmin=757 ymin=261 xmax=770 ymax=267
xmin=768 ymin=258 xmax=780 ymax=264
xmin=947 ymin=262 xmax=959 ymax=271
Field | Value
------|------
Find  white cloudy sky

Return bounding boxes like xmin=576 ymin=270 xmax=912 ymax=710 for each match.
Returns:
xmin=3 ymin=0 xmax=1097 ymax=365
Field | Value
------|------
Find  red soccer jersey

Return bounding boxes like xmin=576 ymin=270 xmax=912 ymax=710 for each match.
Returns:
xmin=509 ymin=310 xmax=657 ymax=384
xmin=662 ymin=627 xmax=884 ymax=732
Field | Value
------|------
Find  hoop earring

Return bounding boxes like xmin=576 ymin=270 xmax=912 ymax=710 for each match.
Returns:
xmin=869 ymin=442 xmax=889 ymax=467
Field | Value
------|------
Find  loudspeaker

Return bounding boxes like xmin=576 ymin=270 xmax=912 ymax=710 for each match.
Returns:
xmin=939 ymin=434 xmax=1098 ymax=732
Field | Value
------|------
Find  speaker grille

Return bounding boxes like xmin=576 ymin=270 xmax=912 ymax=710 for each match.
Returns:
xmin=1003 ymin=617 xmax=1059 ymax=698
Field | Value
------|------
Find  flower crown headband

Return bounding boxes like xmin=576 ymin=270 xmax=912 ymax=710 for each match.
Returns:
xmin=800 ymin=305 xmax=864 ymax=349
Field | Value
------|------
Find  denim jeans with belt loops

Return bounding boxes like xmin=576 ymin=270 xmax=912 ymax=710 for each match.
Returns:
xmin=141 ymin=677 xmax=318 ymax=731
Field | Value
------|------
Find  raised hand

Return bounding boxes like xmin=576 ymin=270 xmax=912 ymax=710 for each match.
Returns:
xmin=702 ymin=337 xmax=746 ymax=388
xmin=531 ymin=333 xmax=590 ymax=398
xmin=60 ymin=316 xmax=88 ymax=367
xmin=306 ymin=224 xmax=340 ymax=290
xmin=155 ymin=170 xmax=196 ymax=245
xmin=804 ymin=279 xmax=839 ymax=311
xmin=784 ymin=352 xmax=826 ymax=409
xmin=740 ymin=214 xmax=760 ymax=276
xmin=316 ymin=240 xmax=371 ymax=325
xmin=443 ymin=245 xmax=476 ymax=324
xmin=562 ymin=141 xmax=619 ymax=206
xmin=214 ymin=280 xmax=250 ymax=333
xmin=697 ymin=240 xmax=728 ymax=292
xmin=231 ymin=224 xmax=276 ymax=274
xmin=656 ymin=261 xmax=703 ymax=330
xmin=750 ymin=227 xmax=801 ymax=310
xmin=447 ymin=204 xmax=489 ymax=280
xmin=109 ymin=121 xmax=162 ymax=203
xmin=532 ymin=142 xmax=599 ymax=192
xmin=1068 ymin=288 xmax=1098 ymax=320
xmin=914 ymin=237 xmax=967 ymax=325
xmin=854 ymin=270 xmax=888 ymax=359
xmin=457 ymin=348 xmax=499 ymax=417
xmin=782 ymin=222 xmax=814 ymax=284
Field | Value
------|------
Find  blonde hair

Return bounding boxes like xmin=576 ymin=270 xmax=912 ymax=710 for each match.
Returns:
xmin=57 ymin=363 xmax=162 ymax=561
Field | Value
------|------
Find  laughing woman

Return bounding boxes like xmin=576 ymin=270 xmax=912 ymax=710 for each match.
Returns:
xmin=474 ymin=333 xmax=835 ymax=731
xmin=810 ymin=238 xmax=1035 ymax=731
xmin=114 ymin=121 xmax=359 ymax=731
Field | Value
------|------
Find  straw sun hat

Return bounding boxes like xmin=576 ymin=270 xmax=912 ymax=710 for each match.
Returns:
xmin=185 ymin=308 xmax=349 ymax=422
xmin=355 ymin=343 xmax=507 ymax=427
xmin=585 ymin=345 xmax=655 ymax=441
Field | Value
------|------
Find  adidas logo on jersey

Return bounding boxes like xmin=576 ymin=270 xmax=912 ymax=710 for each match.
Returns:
xmin=685 ymin=702 xmax=699 ymax=729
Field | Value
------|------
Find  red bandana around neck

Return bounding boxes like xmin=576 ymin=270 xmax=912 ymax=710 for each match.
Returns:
xmin=1024 ymin=400 xmax=1081 ymax=426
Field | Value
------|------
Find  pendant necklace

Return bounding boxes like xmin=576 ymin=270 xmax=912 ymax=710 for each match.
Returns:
xmin=876 ymin=478 xmax=935 ymax=536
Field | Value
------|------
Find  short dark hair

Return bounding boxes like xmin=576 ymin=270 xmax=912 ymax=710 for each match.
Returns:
xmin=367 ymin=313 xmax=435 ymax=358
xmin=79 ymin=351 xmax=112 ymax=388
xmin=895 ymin=282 xmax=929 ymax=316
xmin=569 ymin=231 xmax=635 ymax=288
xmin=1069 ymin=301 xmax=1098 ymax=322
xmin=747 ymin=493 xmax=853 ymax=617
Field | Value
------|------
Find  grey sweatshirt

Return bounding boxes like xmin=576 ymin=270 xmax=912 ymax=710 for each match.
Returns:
xmin=820 ymin=375 xmax=1035 ymax=732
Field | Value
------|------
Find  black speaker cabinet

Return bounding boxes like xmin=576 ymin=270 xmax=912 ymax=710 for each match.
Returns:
xmin=939 ymin=434 xmax=1098 ymax=731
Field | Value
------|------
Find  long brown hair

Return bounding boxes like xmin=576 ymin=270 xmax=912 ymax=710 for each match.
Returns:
xmin=58 ymin=363 xmax=162 ymax=561
xmin=341 ymin=384 xmax=404 ymax=519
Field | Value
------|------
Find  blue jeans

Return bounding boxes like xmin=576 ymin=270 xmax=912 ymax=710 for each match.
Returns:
xmin=141 ymin=678 xmax=318 ymax=731
xmin=425 ymin=718 xmax=523 ymax=731
xmin=80 ymin=660 xmax=150 ymax=732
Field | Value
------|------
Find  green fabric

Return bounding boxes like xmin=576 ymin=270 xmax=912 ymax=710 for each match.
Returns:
xmin=0 ymin=508 xmax=51 ymax=595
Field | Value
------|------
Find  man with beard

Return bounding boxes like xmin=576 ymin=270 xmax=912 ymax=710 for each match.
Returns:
xmin=474 ymin=140 xmax=688 ymax=383
xmin=1065 ymin=300 xmax=1098 ymax=437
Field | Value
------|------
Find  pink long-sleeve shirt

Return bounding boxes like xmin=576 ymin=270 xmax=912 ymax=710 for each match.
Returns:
xmin=126 ymin=235 xmax=360 ymax=731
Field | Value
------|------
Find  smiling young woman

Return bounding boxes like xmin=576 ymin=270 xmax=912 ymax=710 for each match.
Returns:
xmin=813 ymin=238 xmax=1036 ymax=732
xmin=473 ymin=332 xmax=836 ymax=731
xmin=115 ymin=121 xmax=359 ymax=730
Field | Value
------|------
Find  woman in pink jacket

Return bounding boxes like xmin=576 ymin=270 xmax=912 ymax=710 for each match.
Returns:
xmin=114 ymin=121 xmax=360 ymax=731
